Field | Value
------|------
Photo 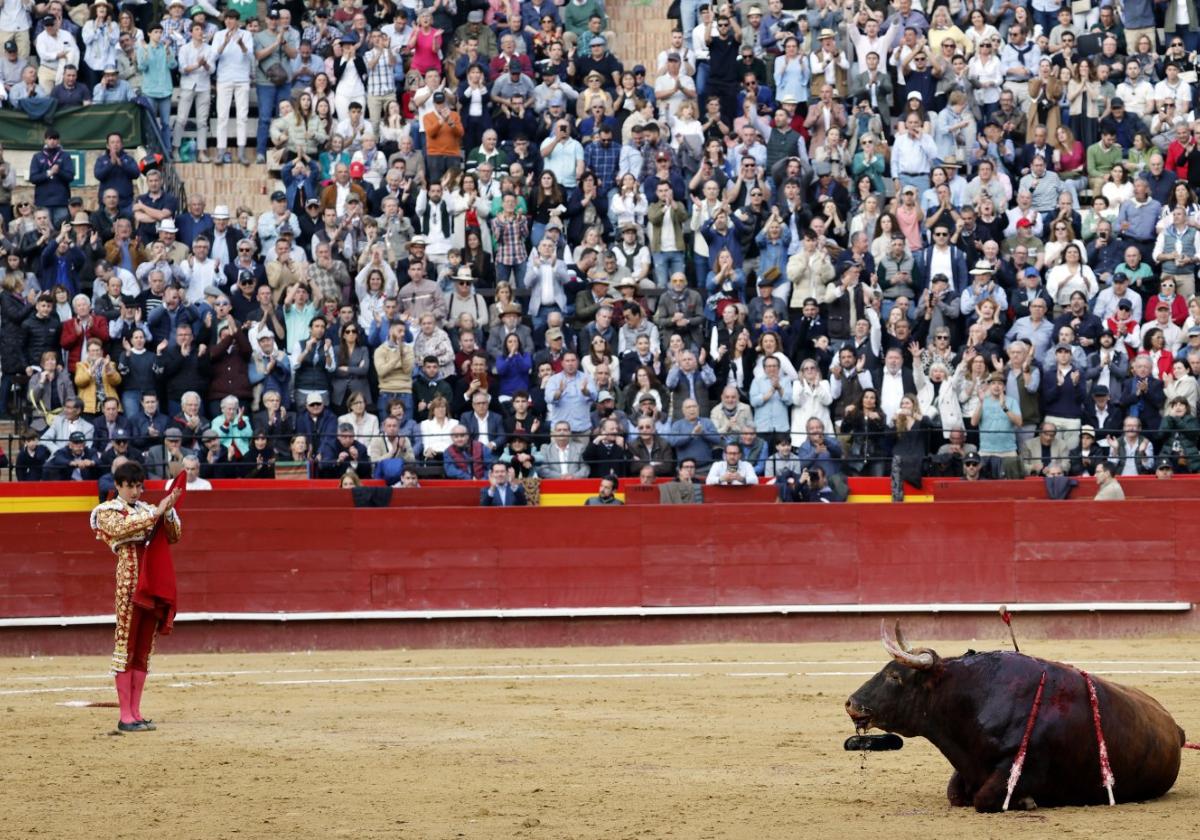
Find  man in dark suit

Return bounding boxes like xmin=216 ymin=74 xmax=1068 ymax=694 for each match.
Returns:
xmin=92 ymin=396 xmax=135 ymax=452
xmin=370 ymin=169 xmax=406 ymax=216
xmin=45 ymin=431 xmax=101 ymax=481
xmin=459 ymin=391 xmax=506 ymax=455
xmin=1118 ymin=355 xmax=1166 ymax=434
xmin=1081 ymin=383 xmax=1125 ymax=449
xmin=480 ymin=461 xmax=527 ymax=506
xmin=1017 ymin=124 xmax=1054 ymax=176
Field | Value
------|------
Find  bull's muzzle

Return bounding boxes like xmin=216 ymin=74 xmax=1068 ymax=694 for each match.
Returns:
xmin=846 ymin=698 xmax=873 ymax=732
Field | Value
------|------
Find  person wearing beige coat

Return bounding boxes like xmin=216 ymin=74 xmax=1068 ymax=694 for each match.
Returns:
xmin=74 ymin=339 xmax=123 ymax=414
xmin=787 ymin=239 xmax=835 ymax=312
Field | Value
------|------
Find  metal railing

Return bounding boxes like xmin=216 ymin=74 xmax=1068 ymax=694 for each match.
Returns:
xmin=4 ymin=426 xmax=1149 ymax=483
xmin=136 ymin=99 xmax=187 ymax=210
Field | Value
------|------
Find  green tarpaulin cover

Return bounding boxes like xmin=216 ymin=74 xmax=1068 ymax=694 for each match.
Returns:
xmin=0 ymin=103 xmax=145 ymax=150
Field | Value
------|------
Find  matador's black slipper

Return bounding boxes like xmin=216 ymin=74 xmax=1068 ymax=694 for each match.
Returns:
xmin=136 ymin=719 xmax=157 ymax=730
xmin=117 ymin=720 xmax=152 ymax=732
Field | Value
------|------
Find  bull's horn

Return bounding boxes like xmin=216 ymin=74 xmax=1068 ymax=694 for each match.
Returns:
xmin=895 ymin=621 xmax=911 ymax=652
xmin=881 ymin=619 xmax=935 ymax=669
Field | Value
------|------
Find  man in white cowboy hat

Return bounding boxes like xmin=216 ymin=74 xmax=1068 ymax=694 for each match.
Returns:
xmin=936 ymin=153 xmax=969 ymax=206
xmin=808 ymin=27 xmax=848 ymax=95
xmin=959 ymin=260 xmax=1009 ymax=317
xmin=151 ymin=217 xmax=189 ymax=265
xmin=208 ymin=205 xmax=239 ymax=269
xmin=447 ymin=266 xmax=488 ymax=326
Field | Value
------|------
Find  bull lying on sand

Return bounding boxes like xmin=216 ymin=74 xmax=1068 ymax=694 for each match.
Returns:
xmin=845 ymin=623 xmax=1186 ymax=812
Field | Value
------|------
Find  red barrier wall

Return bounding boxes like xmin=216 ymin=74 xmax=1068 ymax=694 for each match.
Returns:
xmin=2 ymin=500 xmax=1195 ymax=625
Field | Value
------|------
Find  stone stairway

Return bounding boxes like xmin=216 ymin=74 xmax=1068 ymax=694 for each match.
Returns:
xmin=609 ymin=0 xmax=676 ymax=76
xmin=174 ymin=161 xmax=277 ymax=217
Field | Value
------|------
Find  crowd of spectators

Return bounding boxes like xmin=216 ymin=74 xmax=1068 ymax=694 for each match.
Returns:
xmin=2 ymin=0 xmax=1200 ymax=495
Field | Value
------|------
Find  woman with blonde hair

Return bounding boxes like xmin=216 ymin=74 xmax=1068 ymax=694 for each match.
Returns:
xmin=418 ymin=394 xmax=456 ymax=461
xmin=487 ymin=282 xmax=516 ymax=330
xmin=412 ymin=313 xmax=455 ymax=378
xmin=928 ymin=6 xmax=970 ymax=56
xmin=790 ymin=357 xmax=834 ymax=442
xmin=891 ymin=393 xmax=935 ymax=485
xmin=1052 ymin=123 xmax=1087 ymax=194
xmin=74 ymin=338 xmax=122 ymax=417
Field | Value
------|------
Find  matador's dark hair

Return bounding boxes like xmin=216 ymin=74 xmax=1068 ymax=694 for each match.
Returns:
xmin=112 ymin=460 xmax=147 ymax=486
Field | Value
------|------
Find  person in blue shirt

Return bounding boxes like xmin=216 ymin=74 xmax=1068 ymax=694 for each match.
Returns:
xmin=545 ymin=351 xmax=597 ymax=436
xmin=91 ymin=65 xmax=134 ymax=103
xmin=667 ymin=398 xmax=722 ymax=469
xmin=1115 ymin=178 xmax=1163 ymax=265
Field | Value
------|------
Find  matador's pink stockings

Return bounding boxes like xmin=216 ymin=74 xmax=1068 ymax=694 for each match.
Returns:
xmin=114 ymin=671 xmax=135 ymax=724
xmin=130 ymin=670 xmax=149 ymax=721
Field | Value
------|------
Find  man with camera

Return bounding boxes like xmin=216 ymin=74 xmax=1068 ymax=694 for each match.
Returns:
xmin=540 ymin=117 xmax=585 ymax=190
xmin=777 ymin=464 xmax=835 ymax=503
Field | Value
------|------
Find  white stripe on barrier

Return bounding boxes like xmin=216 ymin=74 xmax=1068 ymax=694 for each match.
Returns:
xmin=0 ymin=601 xmax=1191 ymax=628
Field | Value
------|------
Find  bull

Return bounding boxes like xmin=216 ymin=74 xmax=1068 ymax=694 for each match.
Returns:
xmin=845 ymin=622 xmax=1186 ymax=811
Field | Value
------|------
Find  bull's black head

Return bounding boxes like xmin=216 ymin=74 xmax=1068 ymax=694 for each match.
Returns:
xmin=845 ymin=621 xmax=943 ymax=739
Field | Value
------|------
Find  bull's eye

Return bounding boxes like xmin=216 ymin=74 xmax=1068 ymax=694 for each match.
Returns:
xmin=886 ymin=672 xmax=903 ymax=684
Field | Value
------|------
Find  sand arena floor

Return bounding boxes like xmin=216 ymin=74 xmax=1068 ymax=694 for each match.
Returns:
xmin=1 ymin=637 xmax=1198 ymax=839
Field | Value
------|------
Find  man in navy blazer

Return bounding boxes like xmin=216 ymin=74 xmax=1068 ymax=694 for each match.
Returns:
xmin=459 ymin=391 xmax=507 ymax=455
xmin=479 ymin=462 xmax=527 ymax=506
xmin=91 ymin=396 xmax=135 ymax=452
